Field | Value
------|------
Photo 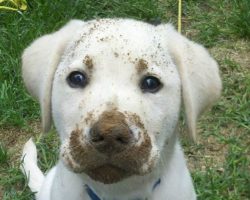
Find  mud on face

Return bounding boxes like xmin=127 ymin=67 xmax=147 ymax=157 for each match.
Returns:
xmin=60 ymin=110 xmax=155 ymax=184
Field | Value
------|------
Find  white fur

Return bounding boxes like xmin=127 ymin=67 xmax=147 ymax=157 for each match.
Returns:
xmin=21 ymin=18 xmax=222 ymax=200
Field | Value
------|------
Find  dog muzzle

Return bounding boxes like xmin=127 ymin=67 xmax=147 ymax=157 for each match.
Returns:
xmin=61 ymin=110 xmax=156 ymax=184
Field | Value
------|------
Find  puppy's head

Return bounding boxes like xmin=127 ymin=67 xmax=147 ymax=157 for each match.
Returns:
xmin=22 ymin=19 xmax=221 ymax=184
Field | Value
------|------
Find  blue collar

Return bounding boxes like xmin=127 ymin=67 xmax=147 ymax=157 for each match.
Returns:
xmin=85 ymin=179 xmax=161 ymax=200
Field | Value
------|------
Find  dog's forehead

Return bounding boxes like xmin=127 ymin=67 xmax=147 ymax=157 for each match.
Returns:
xmin=76 ymin=19 xmax=163 ymax=52
xmin=62 ymin=19 xmax=172 ymax=70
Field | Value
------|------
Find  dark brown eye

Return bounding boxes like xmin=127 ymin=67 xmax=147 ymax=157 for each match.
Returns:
xmin=140 ymin=76 xmax=162 ymax=93
xmin=67 ymin=71 xmax=88 ymax=88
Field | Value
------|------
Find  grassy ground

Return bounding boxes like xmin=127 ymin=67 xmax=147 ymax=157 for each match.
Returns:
xmin=0 ymin=0 xmax=249 ymax=199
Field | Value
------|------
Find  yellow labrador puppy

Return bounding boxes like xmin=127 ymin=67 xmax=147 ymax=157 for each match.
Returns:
xmin=21 ymin=19 xmax=221 ymax=200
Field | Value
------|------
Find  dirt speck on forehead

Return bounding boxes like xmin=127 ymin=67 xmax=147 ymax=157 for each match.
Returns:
xmin=136 ymin=59 xmax=148 ymax=74
xmin=83 ymin=55 xmax=93 ymax=70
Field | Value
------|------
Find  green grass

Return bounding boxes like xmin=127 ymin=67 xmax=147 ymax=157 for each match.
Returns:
xmin=0 ymin=143 xmax=8 ymax=164
xmin=0 ymin=0 xmax=249 ymax=199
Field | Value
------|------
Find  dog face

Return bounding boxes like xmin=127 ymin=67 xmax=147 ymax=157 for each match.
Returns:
xmin=22 ymin=19 xmax=221 ymax=184
xmin=52 ymin=20 xmax=181 ymax=183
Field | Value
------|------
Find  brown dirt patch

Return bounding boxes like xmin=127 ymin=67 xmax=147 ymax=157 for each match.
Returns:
xmin=0 ymin=121 xmax=41 ymax=164
xmin=184 ymin=123 xmax=249 ymax=173
xmin=183 ymin=130 xmax=228 ymax=172
xmin=210 ymin=39 xmax=250 ymax=71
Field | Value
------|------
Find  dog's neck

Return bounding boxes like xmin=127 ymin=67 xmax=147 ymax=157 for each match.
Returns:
xmin=81 ymin=167 xmax=164 ymax=200
xmin=84 ymin=178 xmax=161 ymax=200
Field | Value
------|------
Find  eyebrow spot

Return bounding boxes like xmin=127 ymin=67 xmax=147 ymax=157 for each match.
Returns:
xmin=83 ymin=55 xmax=94 ymax=71
xmin=136 ymin=59 xmax=148 ymax=74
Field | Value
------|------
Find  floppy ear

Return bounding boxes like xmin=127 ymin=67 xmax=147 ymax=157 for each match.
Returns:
xmin=158 ymin=24 xmax=222 ymax=141
xmin=22 ymin=20 xmax=84 ymax=133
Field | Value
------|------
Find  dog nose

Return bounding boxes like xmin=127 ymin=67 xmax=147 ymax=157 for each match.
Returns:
xmin=89 ymin=111 xmax=134 ymax=154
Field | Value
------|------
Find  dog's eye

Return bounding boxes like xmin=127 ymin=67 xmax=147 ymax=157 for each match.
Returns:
xmin=140 ymin=76 xmax=162 ymax=93
xmin=67 ymin=71 xmax=88 ymax=88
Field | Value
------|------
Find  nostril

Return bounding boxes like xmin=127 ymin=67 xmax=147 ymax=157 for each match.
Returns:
xmin=116 ymin=136 xmax=129 ymax=144
xmin=89 ymin=128 xmax=104 ymax=143
xmin=91 ymin=135 xmax=104 ymax=142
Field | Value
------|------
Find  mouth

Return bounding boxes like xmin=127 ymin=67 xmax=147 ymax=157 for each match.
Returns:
xmin=86 ymin=164 xmax=132 ymax=184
